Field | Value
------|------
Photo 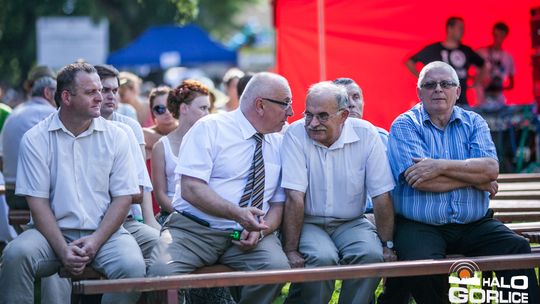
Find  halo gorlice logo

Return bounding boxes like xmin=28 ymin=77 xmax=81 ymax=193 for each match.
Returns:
xmin=448 ymin=260 xmax=529 ymax=303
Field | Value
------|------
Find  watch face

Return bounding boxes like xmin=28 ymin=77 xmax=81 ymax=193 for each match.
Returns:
xmin=386 ymin=241 xmax=394 ymax=249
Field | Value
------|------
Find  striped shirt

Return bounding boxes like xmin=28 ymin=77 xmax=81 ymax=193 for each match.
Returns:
xmin=388 ymin=103 xmax=498 ymax=225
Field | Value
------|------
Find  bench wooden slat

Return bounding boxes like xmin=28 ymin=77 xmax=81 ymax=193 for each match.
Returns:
xmin=490 ymin=200 xmax=540 ymax=212
xmin=59 ymin=267 xmax=106 ymax=280
xmin=497 ymin=173 xmax=540 ymax=182
xmin=505 ymin=222 xmax=540 ymax=233
xmin=494 ymin=212 xmax=540 ymax=222
xmin=498 ymin=182 xmax=540 ymax=192
xmin=494 ymin=191 xmax=540 ymax=200
xmin=192 ymin=264 xmax=234 ymax=274
xmin=73 ymin=253 xmax=540 ymax=295
xmin=8 ymin=210 xmax=30 ymax=226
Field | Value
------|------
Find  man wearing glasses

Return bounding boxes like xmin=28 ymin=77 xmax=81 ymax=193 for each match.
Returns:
xmin=281 ymin=81 xmax=396 ymax=304
xmin=384 ymin=61 xmax=538 ymax=303
xmin=148 ymin=72 xmax=292 ymax=304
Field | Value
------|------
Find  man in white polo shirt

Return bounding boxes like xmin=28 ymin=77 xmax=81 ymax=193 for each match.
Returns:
xmin=148 ymin=72 xmax=293 ymax=304
xmin=0 ymin=62 xmax=145 ymax=304
xmin=282 ymin=81 xmax=396 ymax=304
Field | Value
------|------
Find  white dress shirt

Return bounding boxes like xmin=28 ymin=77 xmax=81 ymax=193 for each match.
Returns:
xmin=113 ymin=121 xmax=153 ymax=219
xmin=16 ymin=113 xmax=140 ymax=230
xmin=281 ymin=118 xmax=395 ymax=219
xmin=173 ymin=109 xmax=285 ymax=230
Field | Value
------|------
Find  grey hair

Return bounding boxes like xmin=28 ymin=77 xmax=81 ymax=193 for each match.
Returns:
xmin=417 ymin=61 xmax=459 ymax=88
xmin=307 ymin=81 xmax=349 ymax=110
xmin=240 ymin=72 xmax=289 ymax=109
xmin=31 ymin=76 xmax=56 ymax=97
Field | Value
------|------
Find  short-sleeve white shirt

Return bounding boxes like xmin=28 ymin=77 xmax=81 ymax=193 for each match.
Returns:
xmin=281 ymin=118 xmax=395 ymax=219
xmin=16 ymin=113 xmax=140 ymax=230
xmin=112 ymin=112 xmax=145 ymax=146
xmin=173 ymin=109 xmax=285 ymax=230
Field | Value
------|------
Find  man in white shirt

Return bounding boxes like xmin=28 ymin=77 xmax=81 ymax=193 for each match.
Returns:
xmin=281 ymin=81 xmax=396 ymax=304
xmin=0 ymin=63 xmax=145 ymax=304
xmin=148 ymin=72 xmax=292 ymax=304
xmin=96 ymin=64 xmax=160 ymax=264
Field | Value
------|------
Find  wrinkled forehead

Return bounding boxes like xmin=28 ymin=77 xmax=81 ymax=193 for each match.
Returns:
xmin=424 ymin=67 xmax=455 ymax=80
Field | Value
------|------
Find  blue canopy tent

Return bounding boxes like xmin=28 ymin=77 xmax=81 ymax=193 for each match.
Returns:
xmin=107 ymin=24 xmax=237 ymax=68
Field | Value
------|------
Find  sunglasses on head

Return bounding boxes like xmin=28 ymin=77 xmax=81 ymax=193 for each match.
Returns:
xmin=152 ymin=104 xmax=167 ymax=115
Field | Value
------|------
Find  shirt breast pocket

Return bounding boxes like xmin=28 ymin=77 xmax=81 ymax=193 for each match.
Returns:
xmin=346 ymin=167 xmax=366 ymax=202
xmin=89 ymin=164 xmax=112 ymax=193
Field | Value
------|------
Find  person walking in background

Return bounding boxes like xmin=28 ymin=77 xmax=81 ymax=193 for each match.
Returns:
xmin=220 ymin=67 xmax=245 ymax=112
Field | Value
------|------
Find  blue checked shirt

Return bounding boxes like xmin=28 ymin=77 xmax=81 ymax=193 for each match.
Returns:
xmin=388 ymin=104 xmax=498 ymax=225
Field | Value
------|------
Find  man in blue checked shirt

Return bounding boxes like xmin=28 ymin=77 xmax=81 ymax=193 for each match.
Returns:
xmin=381 ymin=61 xmax=539 ymax=304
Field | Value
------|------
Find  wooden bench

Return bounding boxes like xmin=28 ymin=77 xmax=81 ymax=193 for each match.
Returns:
xmin=72 ymin=253 xmax=540 ymax=304
xmin=493 ymin=173 xmax=540 ymax=242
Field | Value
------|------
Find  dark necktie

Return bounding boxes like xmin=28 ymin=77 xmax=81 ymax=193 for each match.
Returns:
xmin=239 ymin=133 xmax=265 ymax=209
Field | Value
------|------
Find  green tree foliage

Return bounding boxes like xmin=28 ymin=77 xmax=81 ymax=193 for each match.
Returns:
xmin=0 ymin=0 xmax=256 ymax=90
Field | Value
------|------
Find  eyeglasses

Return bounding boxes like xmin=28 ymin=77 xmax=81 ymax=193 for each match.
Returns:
xmin=420 ymin=80 xmax=458 ymax=90
xmin=260 ymin=97 xmax=293 ymax=110
xmin=303 ymin=109 xmax=344 ymax=123
xmin=152 ymin=104 xmax=167 ymax=115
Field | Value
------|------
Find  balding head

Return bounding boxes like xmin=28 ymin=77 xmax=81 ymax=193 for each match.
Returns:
xmin=417 ymin=61 xmax=459 ymax=89
xmin=240 ymin=72 xmax=293 ymax=134
xmin=304 ymin=81 xmax=349 ymax=147
xmin=306 ymin=81 xmax=349 ymax=110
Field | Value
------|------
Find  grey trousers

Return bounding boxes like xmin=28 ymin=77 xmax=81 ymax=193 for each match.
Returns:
xmin=0 ymin=227 xmax=146 ymax=304
xmin=286 ymin=215 xmax=384 ymax=304
xmin=147 ymin=212 xmax=290 ymax=304
xmin=123 ymin=218 xmax=160 ymax=266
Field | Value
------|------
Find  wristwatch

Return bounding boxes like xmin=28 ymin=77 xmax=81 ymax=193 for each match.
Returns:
xmin=382 ymin=240 xmax=394 ymax=250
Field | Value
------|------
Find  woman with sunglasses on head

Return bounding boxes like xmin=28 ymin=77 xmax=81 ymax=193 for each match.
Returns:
xmin=143 ymin=86 xmax=178 ymax=160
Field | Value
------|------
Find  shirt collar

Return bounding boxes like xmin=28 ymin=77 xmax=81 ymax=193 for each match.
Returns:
xmin=48 ymin=112 xmax=106 ymax=137
xmin=28 ymin=96 xmax=53 ymax=106
xmin=312 ymin=119 xmax=360 ymax=150
xmin=420 ymin=104 xmax=463 ymax=126
xmin=233 ymin=109 xmax=269 ymax=142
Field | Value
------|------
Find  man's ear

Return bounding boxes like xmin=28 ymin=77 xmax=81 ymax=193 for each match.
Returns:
xmin=255 ymin=97 xmax=264 ymax=115
xmin=61 ymin=90 xmax=71 ymax=106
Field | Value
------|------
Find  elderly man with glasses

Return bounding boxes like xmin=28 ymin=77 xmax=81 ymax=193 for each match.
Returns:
xmin=147 ymin=72 xmax=293 ymax=304
xmin=281 ymin=81 xmax=396 ymax=304
xmin=382 ymin=61 xmax=539 ymax=304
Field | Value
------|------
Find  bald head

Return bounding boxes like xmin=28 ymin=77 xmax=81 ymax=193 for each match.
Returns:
xmin=240 ymin=72 xmax=290 ymax=109
xmin=240 ymin=72 xmax=293 ymax=134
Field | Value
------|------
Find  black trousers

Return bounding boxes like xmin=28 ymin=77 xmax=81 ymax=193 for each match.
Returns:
xmin=378 ymin=216 xmax=539 ymax=304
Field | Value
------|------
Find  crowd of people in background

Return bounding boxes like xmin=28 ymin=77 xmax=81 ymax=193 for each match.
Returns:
xmin=0 ymin=17 xmax=534 ymax=304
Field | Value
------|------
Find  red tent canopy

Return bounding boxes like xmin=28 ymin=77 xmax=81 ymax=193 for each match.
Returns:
xmin=275 ymin=0 xmax=540 ymax=129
